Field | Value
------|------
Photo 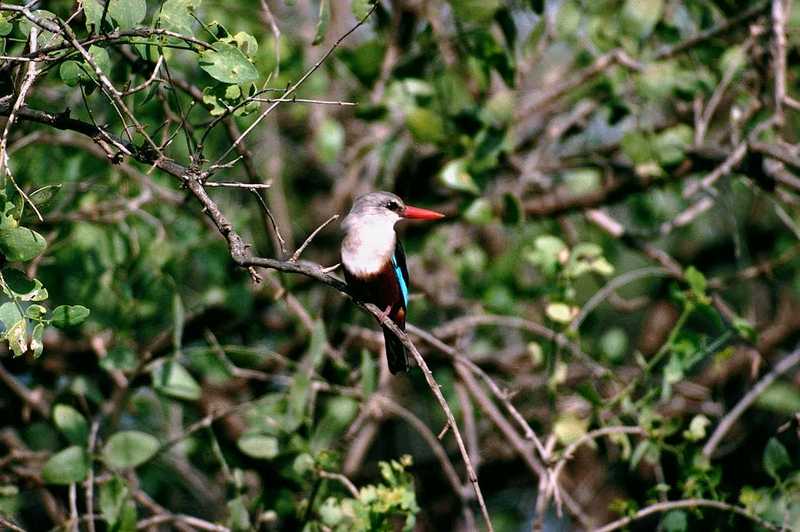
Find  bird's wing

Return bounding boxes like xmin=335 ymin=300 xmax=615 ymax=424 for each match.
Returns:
xmin=391 ymin=239 xmax=410 ymax=308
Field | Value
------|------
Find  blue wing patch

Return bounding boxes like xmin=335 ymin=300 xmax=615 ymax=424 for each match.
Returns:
xmin=391 ymin=254 xmax=409 ymax=307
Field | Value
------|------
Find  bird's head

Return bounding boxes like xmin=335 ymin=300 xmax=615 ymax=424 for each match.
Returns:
xmin=342 ymin=192 xmax=444 ymax=232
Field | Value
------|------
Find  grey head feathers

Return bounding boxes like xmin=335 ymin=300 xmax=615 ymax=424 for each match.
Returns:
xmin=341 ymin=192 xmax=405 ymax=233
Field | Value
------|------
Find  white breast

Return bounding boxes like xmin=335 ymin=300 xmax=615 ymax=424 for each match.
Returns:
xmin=341 ymin=217 xmax=396 ymax=277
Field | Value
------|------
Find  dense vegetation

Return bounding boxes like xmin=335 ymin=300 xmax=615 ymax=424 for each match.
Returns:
xmin=1 ymin=0 xmax=799 ymax=530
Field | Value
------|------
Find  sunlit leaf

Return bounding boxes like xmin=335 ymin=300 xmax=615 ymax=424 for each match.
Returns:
xmin=438 ymin=159 xmax=479 ymax=194
xmin=237 ymin=434 xmax=279 ymax=459
xmin=0 ymin=226 xmax=46 ymax=262
xmin=42 ymin=446 xmax=89 ymax=484
xmin=103 ymin=431 xmax=160 ymax=469
xmin=152 ymin=361 xmax=201 ymax=401
xmin=108 ymin=0 xmax=147 ymax=29
xmin=53 ymin=404 xmax=88 ymax=445
xmin=200 ymin=42 xmax=259 ymax=84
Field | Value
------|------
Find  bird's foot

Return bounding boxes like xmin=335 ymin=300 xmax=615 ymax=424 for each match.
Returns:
xmin=321 ymin=262 xmax=340 ymax=273
xmin=378 ymin=305 xmax=392 ymax=323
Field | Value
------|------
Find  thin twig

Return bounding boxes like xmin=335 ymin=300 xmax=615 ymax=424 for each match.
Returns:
xmin=84 ymin=420 xmax=100 ymax=532
xmin=546 ymin=426 xmax=646 ymax=509
xmin=594 ymin=498 xmax=780 ymax=532
xmin=569 ymin=267 xmax=667 ymax=332
xmin=212 ymin=4 xmax=377 ymax=166
xmin=318 ymin=470 xmax=359 ymax=498
xmin=375 ymin=317 xmax=494 ymax=531
xmin=653 ymin=1 xmax=769 ymax=60
xmin=377 ymin=396 xmax=467 ymax=502
xmin=204 ymin=181 xmax=273 ymax=189
xmin=290 ymin=214 xmax=339 ymax=262
xmin=251 ymin=97 xmax=357 ymax=106
xmin=0 ymin=25 xmax=44 ymax=221
xmin=259 ymin=0 xmax=281 ymax=77
xmin=409 ymin=324 xmax=549 ymax=461
xmin=772 ymin=0 xmax=789 ymax=124
xmin=703 ymin=344 xmax=800 ymax=458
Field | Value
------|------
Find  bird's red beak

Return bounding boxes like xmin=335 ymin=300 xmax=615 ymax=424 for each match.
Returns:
xmin=401 ymin=205 xmax=445 ymax=220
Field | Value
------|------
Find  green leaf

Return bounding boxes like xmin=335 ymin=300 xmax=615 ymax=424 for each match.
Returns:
xmin=0 ymin=13 xmax=12 ymax=36
xmin=88 ymin=45 xmax=111 ymax=77
xmin=315 ymin=119 xmax=345 ymax=166
xmin=463 ymin=198 xmax=494 ymax=225
xmin=237 ymin=434 xmax=279 ymax=459
xmin=622 ymin=0 xmax=663 ymax=39
xmin=526 ymin=235 xmax=567 ymax=276
xmin=152 ymin=360 xmax=201 ymax=400
xmin=0 ymin=226 xmax=46 ymax=261
xmin=84 ymin=0 xmax=104 ymax=30
xmin=720 ymin=45 xmax=747 ymax=75
xmin=284 ymin=374 xmax=310 ymax=431
xmin=172 ymin=292 xmax=184 ymax=351
xmin=51 ymin=305 xmax=90 ymax=328
xmin=6 ymin=319 xmax=27 ymax=357
xmin=108 ymin=0 xmax=147 ymax=29
xmin=501 ymin=193 xmax=523 ymax=225
xmin=662 ymin=510 xmax=687 ymax=532
xmin=599 ymin=328 xmax=628 ymax=361
xmin=360 ymin=349 xmax=376 ymax=397
xmin=438 ymin=159 xmax=479 ymax=194
xmin=227 ymin=32 xmax=258 ymax=56
xmin=319 ymin=497 xmax=344 ymax=526
xmin=308 ymin=320 xmax=327 ymax=371
xmin=630 ymin=440 xmax=650 ymax=470
xmin=99 ymin=476 xmax=135 ymax=530
xmin=0 ymin=302 xmax=22 ymax=332
xmin=406 ymin=106 xmax=447 ymax=144
xmin=351 ymin=0 xmax=374 ymax=20
xmin=103 ymin=431 xmax=160 ymax=469
xmin=60 ymin=61 xmax=89 ymax=87
xmin=654 ymin=125 xmax=692 ymax=167
xmin=312 ymin=0 xmax=330 ymax=45
xmin=227 ymin=495 xmax=252 ymax=531
xmin=553 ymin=415 xmax=589 ymax=445
xmin=159 ymin=0 xmax=200 ymax=35
xmin=3 ymin=269 xmax=47 ymax=301
xmin=555 ymin=0 xmax=580 ymax=37
xmin=42 ymin=446 xmax=89 ymax=485
xmin=763 ymin=437 xmax=791 ymax=480
xmin=101 ymin=347 xmax=138 ymax=373
xmin=684 ymin=266 xmax=709 ymax=304
xmin=199 ymin=42 xmax=259 ymax=84
xmin=756 ymin=382 xmax=800 ymax=414
xmin=546 ymin=302 xmax=577 ymax=323
xmin=448 ymin=0 xmax=500 ymax=24
xmin=25 ymin=304 xmax=47 ymax=319
xmin=53 ymin=404 xmax=89 ymax=445
xmin=682 ymin=415 xmax=710 ymax=442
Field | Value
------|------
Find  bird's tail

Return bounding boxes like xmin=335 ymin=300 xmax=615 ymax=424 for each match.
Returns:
xmin=383 ymin=326 xmax=408 ymax=374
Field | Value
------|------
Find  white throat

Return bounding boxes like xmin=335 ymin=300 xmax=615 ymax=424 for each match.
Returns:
xmin=341 ymin=215 xmax=397 ymax=277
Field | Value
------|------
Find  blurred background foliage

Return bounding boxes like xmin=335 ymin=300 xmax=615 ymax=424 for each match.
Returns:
xmin=1 ymin=0 xmax=800 ymax=530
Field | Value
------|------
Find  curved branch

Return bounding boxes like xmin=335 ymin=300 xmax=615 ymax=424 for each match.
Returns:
xmin=594 ymin=498 xmax=780 ymax=532
xmin=702 ymin=344 xmax=800 ymax=459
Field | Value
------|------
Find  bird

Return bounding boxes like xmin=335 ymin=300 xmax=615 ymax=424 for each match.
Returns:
xmin=340 ymin=192 xmax=444 ymax=374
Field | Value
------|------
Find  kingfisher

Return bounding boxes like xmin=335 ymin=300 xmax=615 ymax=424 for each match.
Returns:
xmin=341 ymin=192 xmax=445 ymax=374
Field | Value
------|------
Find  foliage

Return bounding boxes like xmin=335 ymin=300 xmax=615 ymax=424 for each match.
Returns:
xmin=0 ymin=0 xmax=799 ymax=530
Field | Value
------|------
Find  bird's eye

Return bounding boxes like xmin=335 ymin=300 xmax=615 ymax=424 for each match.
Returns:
xmin=386 ymin=201 xmax=401 ymax=212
